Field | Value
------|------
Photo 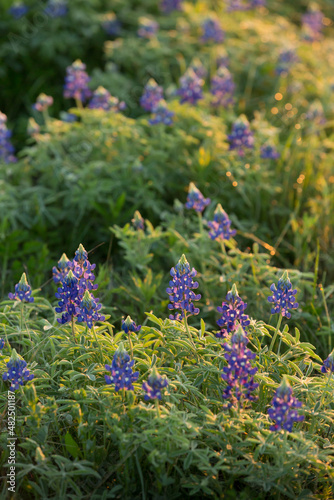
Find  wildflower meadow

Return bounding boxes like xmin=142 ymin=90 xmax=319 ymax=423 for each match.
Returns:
xmin=1 ymin=0 xmax=334 ymax=499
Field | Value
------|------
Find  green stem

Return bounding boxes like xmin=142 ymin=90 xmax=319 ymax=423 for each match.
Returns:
xmin=71 ymin=316 xmax=77 ymax=343
xmin=281 ymin=430 xmax=288 ymax=469
xmin=155 ymin=399 xmax=161 ymax=418
xmin=20 ymin=303 xmax=31 ymax=342
xmin=183 ymin=314 xmax=196 ymax=350
xmin=220 ymin=240 xmax=233 ymax=274
xmin=197 ymin=212 xmax=210 ymax=302
xmin=311 ymin=240 xmax=320 ymax=307
xmin=75 ymin=98 xmax=83 ymax=110
xmin=319 ymin=369 xmax=332 ymax=411
xmin=197 ymin=211 xmax=204 ymax=235
xmin=42 ymin=110 xmax=49 ymax=129
xmin=320 ymin=285 xmax=331 ymax=352
xmin=20 ymin=302 xmax=23 ymax=332
xmin=220 ymin=240 xmax=227 ymax=258
xmin=122 ymin=388 xmax=126 ymax=414
xmin=128 ymin=332 xmax=134 ymax=359
xmin=92 ymin=325 xmax=104 ymax=364
xmin=268 ymin=314 xmax=283 ymax=355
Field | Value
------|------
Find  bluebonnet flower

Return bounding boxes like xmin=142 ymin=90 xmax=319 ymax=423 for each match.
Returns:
xmin=228 ymin=116 xmax=254 ymax=156
xmin=276 ymin=49 xmax=299 ymax=76
xmin=0 ymin=338 xmax=5 ymax=350
xmin=52 ymin=253 xmax=71 ymax=284
xmin=190 ymin=59 xmax=207 ymax=80
xmin=227 ymin=0 xmax=265 ymax=10
xmin=8 ymin=273 xmax=34 ymax=303
xmin=77 ymin=290 xmax=105 ymax=329
xmin=260 ymin=145 xmax=280 ymax=160
xmin=44 ymin=0 xmax=68 ymax=18
xmin=221 ymin=325 xmax=258 ymax=407
xmin=137 ymin=17 xmax=159 ymax=39
xmin=122 ymin=315 xmax=141 ymax=334
xmin=3 ymin=350 xmax=34 ymax=391
xmin=105 ymin=343 xmax=139 ymax=391
xmin=33 ymin=93 xmax=53 ymax=113
xmin=132 ymin=210 xmax=145 ymax=230
xmin=63 ymin=60 xmax=92 ymax=103
xmin=8 ymin=2 xmax=29 ymax=19
xmin=249 ymin=0 xmax=266 ymax=7
xmin=55 ymin=270 xmax=79 ymax=324
xmin=88 ymin=87 xmax=126 ymax=112
xmin=268 ymin=271 xmax=298 ymax=319
xmin=142 ymin=366 xmax=169 ymax=400
xmin=302 ymin=9 xmax=324 ymax=42
xmin=166 ymin=254 xmax=201 ymax=321
xmin=210 ymin=67 xmax=235 ymax=108
xmin=140 ymin=79 xmax=164 ymax=112
xmin=27 ymin=118 xmax=40 ymax=137
xmin=55 ymin=244 xmax=103 ymax=328
xmin=185 ymin=182 xmax=210 ymax=213
xmin=268 ymin=377 xmax=304 ymax=432
xmin=102 ymin=12 xmax=122 ymax=36
xmin=149 ymin=100 xmax=174 ymax=126
xmin=216 ymin=284 xmax=250 ymax=339
xmin=321 ymin=349 xmax=334 ymax=374
xmin=70 ymin=244 xmax=97 ymax=292
xmin=0 ymin=112 xmax=17 ymax=164
xmin=160 ymin=0 xmax=183 ymax=14
xmin=201 ymin=18 xmax=225 ymax=43
xmin=226 ymin=0 xmax=249 ymax=12
xmin=178 ymin=69 xmax=204 ymax=105
xmin=208 ymin=204 xmax=236 ymax=241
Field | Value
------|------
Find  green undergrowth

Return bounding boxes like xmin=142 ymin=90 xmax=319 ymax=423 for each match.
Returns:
xmin=0 ymin=295 xmax=334 ymax=499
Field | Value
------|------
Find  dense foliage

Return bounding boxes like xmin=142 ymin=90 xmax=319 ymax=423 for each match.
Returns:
xmin=1 ymin=0 xmax=334 ymax=498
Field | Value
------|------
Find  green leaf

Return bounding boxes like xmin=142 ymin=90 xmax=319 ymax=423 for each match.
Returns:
xmin=200 ymin=319 xmax=205 ymax=339
xmin=64 ymin=432 xmax=81 ymax=459
xmin=295 ymin=328 xmax=300 ymax=343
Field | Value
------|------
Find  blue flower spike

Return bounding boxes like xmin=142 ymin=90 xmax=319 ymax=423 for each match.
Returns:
xmin=160 ymin=0 xmax=183 ymax=14
xmin=89 ymin=86 xmax=125 ymax=112
xmin=140 ymin=79 xmax=164 ymax=112
xmin=221 ymin=324 xmax=258 ymax=409
xmin=8 ymin=273 xmax=34 ymax=303
xmin=321 ymin=349 xmax=334 ymax=374
xmin=178 ymin=69 xmax=204 ymax=105
xmin=210 ymin=67 xmax=235 ymax=108
xmin=52 ymin=253 xmax=71 ymax=284
xmin=268 ymin=377 xmax=304 ymax=432
xmin=142 ymin=366 xmax=169 ymax=401
xmin=149 ymin=100 xmax=174 ymax=126
xmin=77 ymin=290 xmax=105 ymax=330
xmin=2 ymin=349 xmax=34 ymax=392
xmin=122 ymin=316 xmax=141 ymax=334
xmin=105 ymin=343 xmax=139 ymax=392
xmin=185 ymin=182 xmax=210 ymax=213
xmin=208 ymin=204 xmax=236 ymax=242
xmin=167 ymin=254 xmax=201 ymax=322
xmin=216 ymin=284 xmax=250 ymax=339
xmin=132 ymin=210 xmax=145 ymax=230
xmin=228 ymin=116 xmax=254 ymax=156
xmin=268 ymin=270 xmax=298 ymax=319
xmin=0 ymin=112 xmax=17 ymax=164
xmin=64 ymin=59 xmax=91 ymax=105
xmin=122 ymin=315 xmax=141 ymax=358
xmin=201 ymin=17 xmax=225 ymax=44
